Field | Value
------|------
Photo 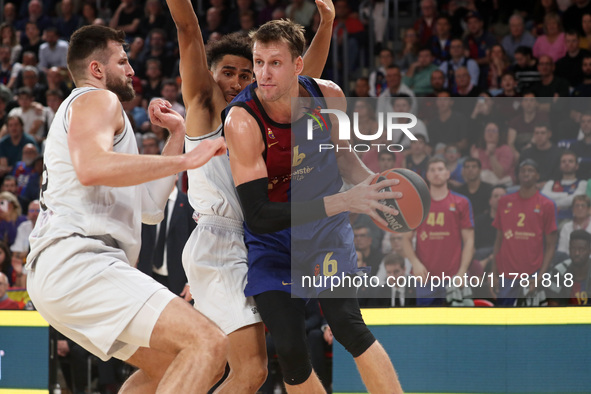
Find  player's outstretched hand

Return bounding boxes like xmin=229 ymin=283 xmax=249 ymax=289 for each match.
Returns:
xmin=184 ymin=137 xmax=227 ymax=169
xmin=343 ymin=175 xmax=402 ymax=228
xmin=316 ymin=0 xmax=335 ymax=22
xmin=149 ymin=98 xmax=185 ymax=134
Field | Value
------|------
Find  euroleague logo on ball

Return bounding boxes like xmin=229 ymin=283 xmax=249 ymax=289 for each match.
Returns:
xmin=306 ymin=108 xmax=419 ymax=153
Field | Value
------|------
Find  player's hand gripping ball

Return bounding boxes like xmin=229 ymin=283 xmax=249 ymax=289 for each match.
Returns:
xmin=371 ymin=168 xmax=431 ymax=233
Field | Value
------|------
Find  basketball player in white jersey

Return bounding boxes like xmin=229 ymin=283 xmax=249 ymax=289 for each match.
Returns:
xmin=26 ymin=25 xmax=229 ymax=393
xmin=166 ymin=0 xmax=335 ymax=391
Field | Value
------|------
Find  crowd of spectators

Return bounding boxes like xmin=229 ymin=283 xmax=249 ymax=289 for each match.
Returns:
xmin=2 ymin=0 xmax=591 ymax=392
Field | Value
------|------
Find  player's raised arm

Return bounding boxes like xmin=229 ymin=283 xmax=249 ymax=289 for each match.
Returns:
xmin=301 ymin=0 xmax=335 ymax=78
xmin=166 ymin=0 xmax=226 ymax=135
xmin=68 ymin=90 xmax=226 ymax=188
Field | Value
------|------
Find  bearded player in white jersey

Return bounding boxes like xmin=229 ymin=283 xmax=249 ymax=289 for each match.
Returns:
xmin=165 ymin=0 xmax=335 ymax=391
xmin=26 ymin=25 xmax=229 ymax=393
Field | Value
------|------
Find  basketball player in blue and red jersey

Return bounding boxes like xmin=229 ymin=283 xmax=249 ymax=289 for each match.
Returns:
xmin=402 ymin=157 xmax=475 ymax=305
xmin=492 ymin=159 xmax=557 ymax=305
xmin=223 ymin=20 xmax=403 ymax=393
xmin=165 ymin=0 xmax=336 ymax=391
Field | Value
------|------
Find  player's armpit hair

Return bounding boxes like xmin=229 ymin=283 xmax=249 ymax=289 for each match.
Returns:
xmin=236 ymin=177 xmax=327 ymax=234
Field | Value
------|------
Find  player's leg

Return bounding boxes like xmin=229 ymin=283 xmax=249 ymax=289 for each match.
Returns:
xmin=254 ymin=291 xmax=325 ymax=394
xmin=122 ymin=297 xmax=228 ymax=393
xmin=212 ymin=322 xmax=267 ymax=393
xmin=319 ymin=293 xmax=403 ymax=393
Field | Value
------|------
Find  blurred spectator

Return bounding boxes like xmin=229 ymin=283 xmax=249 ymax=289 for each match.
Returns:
xmin=0 ymin=272 xmax=19 ymax=309
xmin=541 ymin=151 xmax=587 ymax=222
xmin=160 ymin=79 xmax=185 ymax=118
xmin=258 ymin=0 xmax=283 ymax=25
xmin=142 ymin=58 xmax=164 ymax=104
xmin=368 ymin=48 xmax=394 ymax=97
xmin=414 ymin=0 xmax=438 ymax=47
xmin=12 ymin=143 xmax=38 ymax=195
xmin=377 ymin=150 xmax=402 ymax=173
xmin=38 ymin=27 xmax=68 ymax=72
xmin=109 ymin=0 xmax=143 ymax=39
xmin=359 ymin=0 xmax=388 ymax=54
xmin=457 ymin=157 xmax=494 ymax=217
xmin=377 ymin=65 xmax=417 ymax=114
xmin=470 ymin=122 xmax=516 ymax=186
xmin=445 ymin=144 xmax=464 ymax=189
xmin=464 ymin=11 xmax=497 ymax=89
xmin=9 ymin=87 xmax=48 ymax=142
xmin=520 ymin=125 xmax=563 ymax=185
xmin=1 ymin=175 xmax=17 ymax=195
xmin=531 ymin=0 xmax=560 ymax=37
xmin=352 ymin=77 xmax=370 ymax=97
xmin=2 ymin=3 xmax=17 ymax=27
xmin=11 ymin=199 xmax=39 ymax=256
xmin=0 ymin=115 xmax=38 ymax=174
xmin=428 ymin=69 xmax=447 ymax=96
xmin=580 ymin=13 xmax=591 ymax=50
xmin=0 ymin=23 xmax=22 ymax=64
xmin=572 ymin=55 xmax=591 ymax=97
xmin=405 ymin=134 xmax=430 ymax=179
xmin=15 ymin=0 xmax=52 ymax=35
xmin=563 ymin=0 xmax=591 ymax=36
xmin=141 ymin=133 xmax=160 ymax=155
xmin=557 ymin=195 xmax=591 ymax=253
xmin=332 ymin=0 xmax=365 ymax=76
xmin=0 ymin=95 xmax=7 ymax=131
xmin=19 ymin=156 xmax=42 ymax=208
xmin=45 ymin=67 xmax=70 ymax=99
xmin=0 ymin=191 xmax=26 ymax=247
xmin=555 ymin=31 xmax=591 ymax=88
xmin=139 ymin=0 xmax=171 ymax=38
xmin=453 ymin=66 xmax=482 ymax=102
xmin=398 ymin=28 xmax=419 ymax=73
xmin=495 ymin=72 xmax=521 ymax=118
xmin=533 ymin=13 xmax=566 ymax=62
xmin=286 ymin=0 xmax=316 ymax=28
xmin=228 ymin=0 xmax=258 ymax=33
xmin=19 ymin=66 xmax=48 ymax=104
xmin=20 ymin=22 xmax=42 ymax=60
xmin=492 ymin=159 xmax=557 ymax=305
xmin=474 ymin=185 xmax=507 ymax=260
xmin=54 ymin=0 xmax=81 ymax=40
xmin=403 ymin=158 xmax=474 ymax=305
xmin=469 ymin=93 xmax=497 ymax=139
xmin=123 ymin=79 xmax=149 ymax=134
xmin=8 ymin=51 xmax=41 ymax=92
xmin=428 ymin=15 xmax=452 ymax=65
xmin=139 ymin=29 xmax=175 ymax=77
xmin=512 ymin=46 xmax=541 ymax=92
xmin=353 ymin=222 xmax=383 ymax=274
xmin=80 ymin=1 xmax=98 ymax=27
xmin=428 ymin=92 xmax=469 ymax=155
xmin=403 ymin=47 xmax=438 ymax=96
xmin=45 ymin=89 xmax=64 ymax=125
xmin=0 ymin=45 xmax=12 ymax=86
xmin=570 ymin=111 xmax=591 ymax=177
xmin=0 ymin=241 xmax=20 ymax=287
xmin=202 ymin=7 xmax=225 ymax=43
xmin=507 ymin=93 xmax=549 ymax=152
xmin=546 ymin=229 xmax=591 ymax=306
xmin=372 ymin=254 xmax=416 ymax=307
xmin=390 ymin=95 xmax=428 ymax=147
xmin=487 ymin=45 xmax=511 ymax=92
xmin=439 ymin=39 xmax=479 ymax=93
xmin=501 ymin=14 xmax=535 ymax=62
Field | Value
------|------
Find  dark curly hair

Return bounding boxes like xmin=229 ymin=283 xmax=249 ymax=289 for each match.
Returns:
xmin=206 ymin=32 xmax=252 ymax=70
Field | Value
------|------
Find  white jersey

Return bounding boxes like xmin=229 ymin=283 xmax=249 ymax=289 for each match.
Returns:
xmin=185 ymin=125 xmax=243 ymax=221
xmin=27 ymin=87 xmax=145 ymax=268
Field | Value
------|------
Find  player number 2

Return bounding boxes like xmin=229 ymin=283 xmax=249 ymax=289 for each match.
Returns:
xmin=323 ymin=252 xmax=337 ymax=277
xmin=426 ymin=212 xmax=444 ymax=227
xmin=516 ymin=213 xmax=526 ymax=227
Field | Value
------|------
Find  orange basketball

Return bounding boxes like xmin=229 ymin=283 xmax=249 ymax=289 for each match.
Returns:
xmin=370 ymin=168 xmax=431 ymax=233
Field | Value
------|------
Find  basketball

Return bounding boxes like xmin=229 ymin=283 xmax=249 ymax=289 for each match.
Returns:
xmin=370 ymin=168 xmax=431 ymax=233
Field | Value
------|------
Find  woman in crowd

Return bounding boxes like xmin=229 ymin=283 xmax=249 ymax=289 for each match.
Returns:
xmin=470 ymin=122 xmax=516 ymax=186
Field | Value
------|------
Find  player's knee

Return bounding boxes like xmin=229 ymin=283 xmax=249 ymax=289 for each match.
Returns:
xmin=321 ymin=299 xmax=376 ymax=358
xmin=234 ymin=360 xmax=268 ymax=389
xmin=275 ymin=340 xmax=312 ymax=385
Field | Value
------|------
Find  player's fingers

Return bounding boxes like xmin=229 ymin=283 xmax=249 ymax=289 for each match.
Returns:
xmin=374 ymin=201 xmax=399 ymax=217
xmin=374 ymin=190 xmax=403 ymax=200
xmin=360 ymin=174 xmax=376 ymax=185
xmin=373 ymin=178 xmax=399 ymax=190
xmin=367 ymin=208 xmax=389 ymax=228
